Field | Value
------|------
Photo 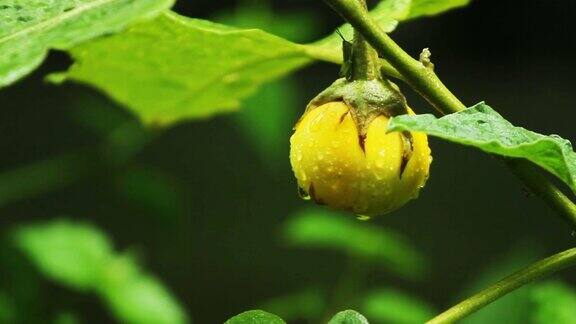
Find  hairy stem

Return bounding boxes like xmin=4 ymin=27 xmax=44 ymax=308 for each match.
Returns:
xmin=323 ymin=0 xmax=576 ymax=230
xmin=427 ymin=248 xmax=576 ymax=323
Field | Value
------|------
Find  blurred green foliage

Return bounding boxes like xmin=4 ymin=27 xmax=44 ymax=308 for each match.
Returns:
xmin=14 ymin=220 xmax=188 ymax=324
xmin=215 ymin=0 xmax=318 ymax=168
xmin=0 ymin=291 xmax=16 ymax=323
xmin=360 ymin=288 xmax=435 ymax=323
xmin=531 ymin=281 xmax=576 ymax=323
xmin=0 ymin=0 xmax=575 ymax=323
xmin=284 ymin=208 xmax=427 ymax=280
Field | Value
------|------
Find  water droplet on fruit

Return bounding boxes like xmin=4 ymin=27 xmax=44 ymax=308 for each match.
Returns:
xmin=310 ymin=114 xmax=324 ymax=132
xmin=356 ymin=214 xmax=371 ymax=221
xmin=298 ymin=187 xmax=311 ymax=201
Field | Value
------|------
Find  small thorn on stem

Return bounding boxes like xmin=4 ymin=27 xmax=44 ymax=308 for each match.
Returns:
xmin=419 ymin=48 xmax=434 ymax=70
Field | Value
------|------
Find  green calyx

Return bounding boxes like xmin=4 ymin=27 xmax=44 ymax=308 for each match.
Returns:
xmin=305 ymin=78 xmax=408 ymax=135
xmin=305 ymin=11 xmax=409 ymax=135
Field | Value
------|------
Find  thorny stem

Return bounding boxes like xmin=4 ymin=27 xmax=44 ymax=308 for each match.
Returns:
xmin=323 ymin=0 xmax=576 ymax=229
xmin=322 ymin=0 xmax=576 ymax=320
xmin=427 ymin=248 xmax=576 ymax=323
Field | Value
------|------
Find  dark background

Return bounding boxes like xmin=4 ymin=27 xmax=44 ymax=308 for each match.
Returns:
xmin=1 ymin=0 xmax=575 ymax=323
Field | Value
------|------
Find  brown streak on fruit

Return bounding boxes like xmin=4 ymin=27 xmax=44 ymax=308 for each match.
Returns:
xmin=309 ymin=183 xmax=324 ymax=205
xmin=399 ymin=131 xmax=413 ymax=178
xmin=338 ymin=111 xmax=348 ymax=124
xmin=358 ymin=134 xmax=367 ymax=153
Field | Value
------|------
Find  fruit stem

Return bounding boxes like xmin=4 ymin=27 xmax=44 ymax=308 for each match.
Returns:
xmin=349 ymin=0 xmax=380 ymax=81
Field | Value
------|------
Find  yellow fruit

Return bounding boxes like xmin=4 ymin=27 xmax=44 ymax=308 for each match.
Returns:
xmin=290 ymin=101 xmax=431 ymax=216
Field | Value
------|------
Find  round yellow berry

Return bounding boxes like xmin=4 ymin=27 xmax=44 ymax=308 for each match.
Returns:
xmin=289 ymin=101 xmax=431 ymax=216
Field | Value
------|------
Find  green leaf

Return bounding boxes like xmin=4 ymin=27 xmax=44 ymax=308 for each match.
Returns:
xmin=225 ymin=310 xmax=286 ymax=324
xmin=51 ymin=0 xmax=471 ymax=125
xmin=56 ymin=12 xmax=311 ymax=125
xmin=284 ymin=208 xmax=426 ymax=279
xmin=407 ymin=0 xmax=470 ymax=19
xmin=530 ymin=281 xmax=576 ymax=324
xmin=328 ymin=310 xmax=370 ymax=324
xmin=14 ymin=219 xmax=113 ymax=289
xmin=50 ymin=0 xmax=471 ymax=125
xmin=0 ymin=0 xmax=174 ymax=87
xmin=388 ymin=102 xmax=576 ymax=194
xmin=99 ymin=255 xmax=187 ymax=324
xmin=14 ymin=220 xmax=188 ymax=324
xmin=361 ymin=288 xmax=435 ymax=324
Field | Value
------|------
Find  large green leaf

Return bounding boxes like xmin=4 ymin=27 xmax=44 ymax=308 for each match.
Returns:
xmin=328 ymin=310 xmax=370 ymax=324
xmin=283 ymin=208 xmax=426 ymax=279
xmin=51 ymin=0 xmax=471 ymax=125
xmin=388 ymin=102 xmax=576 ymax=194
xmin=225 ymin=310 xmax=286 ymax=324
xmin=56 ymin=12 xmax=312 ymax=125
xmin=0 ymin=0 xmax=173 ymax=87
xmin=14 ymin=220 xmax=188 ymax=324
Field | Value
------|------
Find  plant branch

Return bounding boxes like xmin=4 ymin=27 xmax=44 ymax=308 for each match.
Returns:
xmin=323 ymin=0 xmax=465 ymax=115
xmin=303 ymin=43 xmax=403 ymax=79
xmin=348 ymin=0 xmax=379 ymax=80
xmin=426 ymin=247 xmax=576 ymax=323
xmin=323 ymin=0 xmax=576 ymax=229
